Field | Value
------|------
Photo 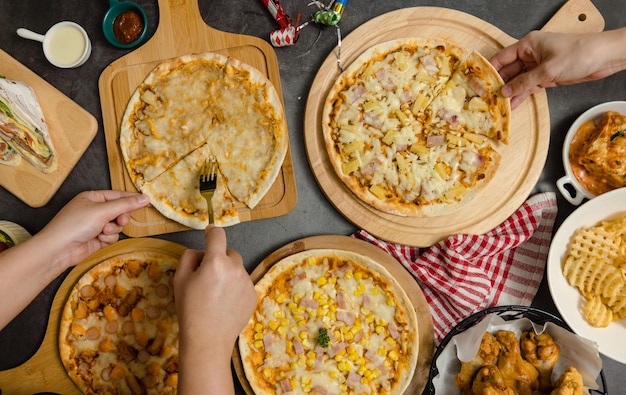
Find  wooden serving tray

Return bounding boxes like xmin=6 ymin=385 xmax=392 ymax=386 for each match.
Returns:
xmin=0 ymin=48 xmax=97 ymax=207
xmin=232 ymin=235 xmax=435 ymax=395
xmin=304 ymin=0 xmax=604 ymax=247
xmin=0 ymin=238 xmax=186 ymax=394
xmin=99 ymin=0 xmax=297 ymax=237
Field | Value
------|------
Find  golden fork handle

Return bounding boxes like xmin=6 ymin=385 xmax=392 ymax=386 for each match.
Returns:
xmin=205 ymin=191 xmax=215 ymax=224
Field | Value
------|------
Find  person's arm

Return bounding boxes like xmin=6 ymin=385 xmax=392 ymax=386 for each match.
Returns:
xmin=175 ymin=226 xmax=257 ymax=395
xmin=0 ymin=190 xmax=150 ymax=330
xmin=490 ymin=28 xmax=626 ymax=109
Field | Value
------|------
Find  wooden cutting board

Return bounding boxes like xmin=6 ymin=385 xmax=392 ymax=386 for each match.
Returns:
xmin=232 ymin=235 xmax=435 ymax=395
xmin=99 ymin=0 xmax=297 ymax=237
xmin=0 ymin=49 xmax=97 ymax=207
xmin=0 ymin=236 xmax=432 ymax=394
xmin=304 ymin=0 xmax=604 ymax=247
xmin=0 ymin=238 xmax=186 ymax=394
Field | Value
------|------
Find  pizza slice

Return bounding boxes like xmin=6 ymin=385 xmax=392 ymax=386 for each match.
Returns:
xmin=427 ymin=51 xmax=510 ymax=144
xmin=403 ymin=38 xmax=469 ymax=117
xmin=206 ymin=108 xmax=287 ymax=209
xmin=141 ymin=144 xmax=240 ymax=229
xmin=327 ymin=38 xmax=468 ymax=132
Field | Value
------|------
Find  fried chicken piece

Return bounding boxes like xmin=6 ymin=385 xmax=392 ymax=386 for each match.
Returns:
xmin=495 ymin=330 xmax=539 ymax=395
xmin=550 ymin=366 xmax=583 ymax=395
xmin=520 ymin=330 xmax=561 ymax=392
xmin=470 ymin=365 xmax=515 ymax=395
xmin=456 ymin=331 xmax=502 ymax=391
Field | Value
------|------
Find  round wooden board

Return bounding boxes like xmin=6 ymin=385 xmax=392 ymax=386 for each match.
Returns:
xmin=304 ymin=7 xmax=550 ymax=247
xmin=232 ymin=235 xmax=435 ymax=395
xmin=0 ymin=238 xmax=186 ymax=395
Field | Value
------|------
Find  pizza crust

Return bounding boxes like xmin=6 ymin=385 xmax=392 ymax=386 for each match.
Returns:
xmin=239 ymin=249 xmax=419 ymax=395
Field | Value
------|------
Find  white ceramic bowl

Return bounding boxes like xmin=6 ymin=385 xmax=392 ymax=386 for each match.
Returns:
xmin=557 ymin=101 xmax=626 ymax=205
xmin=17 ymin=21 xmax=91 ymax=69
xmin=547 ymin=187 xmax=626 ymax=363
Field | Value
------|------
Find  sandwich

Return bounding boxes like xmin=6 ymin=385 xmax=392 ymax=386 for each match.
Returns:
xmin=0 ymin=78 xmax=57 ymax=173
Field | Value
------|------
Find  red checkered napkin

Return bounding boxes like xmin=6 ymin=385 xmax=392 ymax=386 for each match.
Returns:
xmin=352 ymin=192 xmax=558 ymax=344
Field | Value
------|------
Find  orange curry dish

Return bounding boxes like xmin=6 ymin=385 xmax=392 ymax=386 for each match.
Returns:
xmin=569 ymin=110 xmax=626 ymax=196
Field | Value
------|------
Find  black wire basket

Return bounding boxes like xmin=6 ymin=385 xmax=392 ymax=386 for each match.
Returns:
xmin=421 ymin=305 xmax=608 ymax=395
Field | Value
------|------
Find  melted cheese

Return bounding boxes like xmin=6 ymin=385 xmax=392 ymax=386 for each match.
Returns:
xmin=61 ymin=254 xmax=179 ymax=394
xmin=120 ymin=54 xmax=287 ymax=228
xmin=244 ymin=255 xmax=415 ymax=394
xmin=327 ymin=41 xmax=505 ymax=213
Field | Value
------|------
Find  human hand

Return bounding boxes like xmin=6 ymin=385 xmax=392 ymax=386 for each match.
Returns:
xmin=490 ymin=29 xmax=626 ymax=109
xmin=35 ymin=190 xmax=150 ymax=268
xmin=174 ymin=226 xmax=256 ymax=394
xmin=175 ymin=226 xmax=256 ymax=350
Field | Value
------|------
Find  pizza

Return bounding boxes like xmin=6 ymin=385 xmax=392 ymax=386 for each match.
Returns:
xmin=119 ymin=52 xmax=289 ymax=228
xmin=238 ymin=249 xmax=419 ymax=395
xmin=322 ymin=37 xmax=510 ymax=217
xmin=59 ymin=251 xmax=180 ymax=395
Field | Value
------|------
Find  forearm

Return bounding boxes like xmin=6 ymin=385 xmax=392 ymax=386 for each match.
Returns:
xmin=0 ymin=233 xmax=72 ymax=330
xmin=177 ymin=334 xmax=236 ymax=395
xmin=591 ymin=27 xmax=626 ymax=76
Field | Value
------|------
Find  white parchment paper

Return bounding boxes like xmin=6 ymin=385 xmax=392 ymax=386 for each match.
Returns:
xmin=0 ymin=77 xmax=48 ymax=134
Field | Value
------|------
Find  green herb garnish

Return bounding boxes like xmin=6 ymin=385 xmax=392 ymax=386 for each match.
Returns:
xmin=317 ymin=327 xmax=330 ymax=348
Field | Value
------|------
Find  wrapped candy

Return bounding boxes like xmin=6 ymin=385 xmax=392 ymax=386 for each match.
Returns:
xmin=260 ymin=0 xmax=349 ymax=47
xmin=259 ymin=0 xmax=293 ymax=29
xmin=313 ymin=0 xmax=348 ymax=26
xmin=270 ymin=25 xmax=298 ymax=47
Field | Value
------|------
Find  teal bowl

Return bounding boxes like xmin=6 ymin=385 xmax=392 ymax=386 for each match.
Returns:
xmin=102 ymin=0 xmax=149 ymax=49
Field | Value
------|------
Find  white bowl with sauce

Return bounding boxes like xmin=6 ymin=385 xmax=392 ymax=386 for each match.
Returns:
xmin=557 ymin=101 xmax=626 ymax=205
xmin=17 ymin=21 xmax=91 ymax=68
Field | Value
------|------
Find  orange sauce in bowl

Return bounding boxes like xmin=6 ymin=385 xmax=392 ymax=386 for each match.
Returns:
xmin=569 ymin=117 xmax=623 ymax=196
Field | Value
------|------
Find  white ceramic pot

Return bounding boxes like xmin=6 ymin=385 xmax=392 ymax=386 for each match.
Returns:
xmin=16 ymin=21 xmax=91 ymax=69
xmin=557 ymin=101 xmax=626 ymax=205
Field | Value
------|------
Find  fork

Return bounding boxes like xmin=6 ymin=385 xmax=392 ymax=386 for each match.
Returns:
xmin=199 ymin=156 xmax=218 ymax=224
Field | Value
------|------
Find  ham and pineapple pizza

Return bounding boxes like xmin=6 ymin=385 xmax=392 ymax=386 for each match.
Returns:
xmin=322 ymin=37 xmax=510 ymax=217
xmin=239 ymin=249 xmax=419 ymax=395
xmin=58 ymin=251 xmax=179 ymax=395
xmin=119 ymin=52 xmax=288 ymax=228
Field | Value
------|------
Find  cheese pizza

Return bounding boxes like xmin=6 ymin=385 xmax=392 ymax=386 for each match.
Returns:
xmin=120 ymin=52 xmax=288 ymax=228
xmin=59 ymin=251 xmax=180 ymax=395
xmin=322 ymin=37 xmax=510 ymax=217
xmin=239 ymin=249 xmax=419 ymax=395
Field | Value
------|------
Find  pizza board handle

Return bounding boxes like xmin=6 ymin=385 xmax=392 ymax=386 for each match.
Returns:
xmin=540 ymin=0 xmax=605 ymax=33
xmin=0 ymin=333 xmax=80 ymax=394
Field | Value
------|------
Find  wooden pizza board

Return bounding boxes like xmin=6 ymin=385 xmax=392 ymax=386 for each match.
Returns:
xmin=232 ymin=235 xmax=435 ymax=395
xmin=304 ymin=0 xmax=604 ymax=247
xmin=0 ymin=238 xmax=186 ymax=394
xmin=99 ymin=0 xmax=297 ymax=237
xmin=0 ymin=48 xmax=97 ymax=207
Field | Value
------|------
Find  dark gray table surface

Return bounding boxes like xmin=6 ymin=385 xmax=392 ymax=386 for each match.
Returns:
xmin=0 ymin=0 xmax=625 ymax=393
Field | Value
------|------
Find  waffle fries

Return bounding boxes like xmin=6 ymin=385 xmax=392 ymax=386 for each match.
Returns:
xmin=562 ymin=214 xmax=626 ymax=327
